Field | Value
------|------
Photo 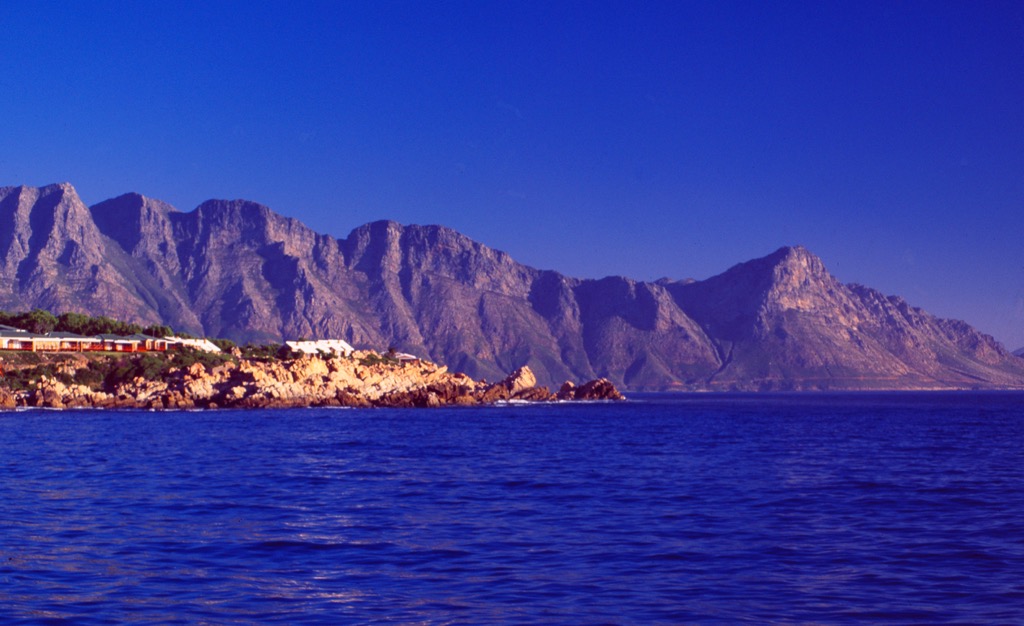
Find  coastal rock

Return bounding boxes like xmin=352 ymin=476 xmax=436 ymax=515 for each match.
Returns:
xmin=572 ymin=378 xmax=625 ymax=401
xmin=478 ymin=384 xmax=511 ymax=404
xmin=0 ymin=349 xmax=626 ymax=410
xmin=501 ymin=366 xmax=537 ymax=395
xmin=514 ymin=386 xmax=554 ymax=402
xmin=335 ymin=389 xmax=371 ymax=408
xmin=557 ymin=381 xmax=576 ymax=400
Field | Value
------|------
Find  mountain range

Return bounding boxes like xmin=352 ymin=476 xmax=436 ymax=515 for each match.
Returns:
xmin=2 ymin=182 xmax=1022 ymax=390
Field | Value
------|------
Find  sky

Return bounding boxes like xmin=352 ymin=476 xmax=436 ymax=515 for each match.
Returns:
xmin=2 ymin=1 xmax=1023 ymax=348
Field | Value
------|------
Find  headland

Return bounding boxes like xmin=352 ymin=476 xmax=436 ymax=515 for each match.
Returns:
xmin=0 ymin=348 xmax=623 ymax=411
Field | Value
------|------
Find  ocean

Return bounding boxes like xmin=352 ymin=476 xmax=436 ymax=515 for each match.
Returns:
xmin=1 ymin=393 xmax=1022 ymax=624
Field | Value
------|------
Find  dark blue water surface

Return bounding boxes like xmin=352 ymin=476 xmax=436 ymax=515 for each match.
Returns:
xmin=2 ymin=393 xmax=1023 ymax=624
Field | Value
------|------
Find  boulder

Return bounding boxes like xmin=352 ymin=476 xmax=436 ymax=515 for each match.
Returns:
xmin=556 ymin=381 xmax=576 ymax=400
xmin=335 ymin=389 xmax=371 ymax=408
xmin=514 ymin=386 xmax=554 ymax=402
xmin=501 ymin=366 xmax=537 ymax=395
xmin=479 ymin=384 xmax=511 ymax=403
xmin=573 ymin=378 xmax=625 ymax=401
xmin=0 ymin=389 xmax=16 ymax=410
xmin=452 ymin=394 xmax=478 ymax=406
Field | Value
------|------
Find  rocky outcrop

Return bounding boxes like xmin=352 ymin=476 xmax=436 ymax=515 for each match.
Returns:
xmin=5 ymin=357 xmax=624 ymax=411
xmin=501 ymin=366 xmax=537 ymax=395
xmin=2 ymin=182 xmax=1023 ymax=391
xmin=0 ymin=388 xmax=16 ymax=409
xmin=571 ymin=379 xmax=626 ymax=401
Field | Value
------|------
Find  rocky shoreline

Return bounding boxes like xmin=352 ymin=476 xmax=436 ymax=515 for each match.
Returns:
xmin=0 ymin=350 xmax=624 ymax=410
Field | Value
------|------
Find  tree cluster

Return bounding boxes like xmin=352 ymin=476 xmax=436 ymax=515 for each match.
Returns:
xmin=0 ymin=308 xmax=172 ymax=338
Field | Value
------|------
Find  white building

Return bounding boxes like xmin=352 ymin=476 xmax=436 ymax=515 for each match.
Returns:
xmin=165 ymin=336 xmax=223 ymax=353
xmin=285 ymin=339 xmax=354 ymax=357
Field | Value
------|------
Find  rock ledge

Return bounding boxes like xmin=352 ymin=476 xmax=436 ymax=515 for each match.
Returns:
xmin=3 ymin=353 xmax=625 ymax=410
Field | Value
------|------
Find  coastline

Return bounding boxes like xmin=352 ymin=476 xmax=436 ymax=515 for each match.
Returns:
xmin=0 ymin=350 xmax=624 ymax=411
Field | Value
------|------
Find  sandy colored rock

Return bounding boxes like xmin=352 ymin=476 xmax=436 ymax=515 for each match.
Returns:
xmin=557 ymin=381 xmax=576 ymax=400
xmin=0 ymin=389 xmax=17 ymax=410
xmin=0 ymin=349 xmax=624 ymax=410
xmin=501 ymin=366 xmax=537 ymax=395
xmin=572 ymin=378 xmax=625 ymax=401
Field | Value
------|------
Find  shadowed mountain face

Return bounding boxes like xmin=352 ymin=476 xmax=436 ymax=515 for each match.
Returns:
xmin=2 ymin=183 xmax=1023 ymax=390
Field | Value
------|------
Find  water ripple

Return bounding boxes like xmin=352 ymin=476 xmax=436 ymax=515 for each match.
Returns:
xmin=1 ymin=393 xmax=1023 ymax=623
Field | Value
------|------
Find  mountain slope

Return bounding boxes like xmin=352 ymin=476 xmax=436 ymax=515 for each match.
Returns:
xmin=667 ymin=246 xmax=1024 ymax=389
xmin=2 ymin=182 xmax=1022 ymax=390
xmin=0 ymin=184 xmax=171 ymax=327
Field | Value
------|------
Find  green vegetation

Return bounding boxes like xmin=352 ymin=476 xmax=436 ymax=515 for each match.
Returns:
xmin=211 ymin=338 xmax=237 ymax=352
xmin=54 ymin=311 xmax=143 ymax=336
xmin=101 ymin=354 xmax=169 ymax=388
xmin=0 ymin=348 xmax=235 ymax=393
xmin=0 ymin=351 xmax=47 ymax=366
xmin=1 ymin=363 xmax=75 ymax=391
xmin=100 ymin=349 xmax=231 ymax=388
xmin=0 ymin=309 xmax=59 ymax=334
xmin=1 ymin=308 xmax=146 ymax=336
xmin=276 ymin=345 xmax=302 ymax=360
xmin=359 ymin=352 xmax=400 ymax=367
xmin=240 ymin=343 xmax=284 ymax=361
xmin=0 ymin=308 xmax=384 ymax=397
xmin=0 ymin=309 xmax=233 ymax=350
xmin=143 ymin=324 xmax=173 ymax=338
xmin=172 ymin=347 xmax=234 ymax=371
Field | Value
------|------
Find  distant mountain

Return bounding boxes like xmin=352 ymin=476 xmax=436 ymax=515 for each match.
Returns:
xmin=2 ymin=182 xmax=1023 ymax=390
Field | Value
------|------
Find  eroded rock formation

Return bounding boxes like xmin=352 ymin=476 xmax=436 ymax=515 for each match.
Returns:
xmin=3 ymin=354 xmax=623 ymax=410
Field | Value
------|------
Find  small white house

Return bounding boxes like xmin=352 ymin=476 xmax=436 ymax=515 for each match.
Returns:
xmin=285 ymin=339 xmax=354 ymax=357
xmin=165 ymin=336 xmax=223 ymax=353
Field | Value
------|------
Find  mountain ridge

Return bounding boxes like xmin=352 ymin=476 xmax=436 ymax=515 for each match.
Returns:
xmin=2 ymin=182 xmax=1022 ymax=391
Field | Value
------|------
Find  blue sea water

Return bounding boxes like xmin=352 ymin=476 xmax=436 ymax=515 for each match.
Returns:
xmin=1 ymin=393 xmax=1023 ymax=624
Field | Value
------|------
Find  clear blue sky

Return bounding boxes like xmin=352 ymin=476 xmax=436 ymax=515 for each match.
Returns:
xmin=2 ymin=1 xmax=1023 ymax=348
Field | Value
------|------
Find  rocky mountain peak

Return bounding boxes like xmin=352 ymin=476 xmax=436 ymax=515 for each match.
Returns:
xmin=343 ymin=220 xmax=406 ymax=274
xmin=3 ymin=181 xmax=1024 ymax=391
xmin=184 ymin=199 xmax=310 ymax=254
xmin=44 ymin=181 xmax=77 ymax=195
xmin=193 ymin=198 xmax=273 ymax=225
xmin=0 ymin=181 xmax=103 ymax=264
xmin=668 ymin=246 xmax=836 ymax=331
xmin=343 ymin=220 xmax=527 ymax=289
xmin=0 ymin=183 xmax=177 ymax=326
xmin=760 ymin=245 xmax=843 ymax=314
xmin=90 ymin=192 xmax=179 ymax=255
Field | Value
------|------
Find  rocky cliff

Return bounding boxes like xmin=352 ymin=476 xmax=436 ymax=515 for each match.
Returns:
xmin=0 ymin=352 xmax=623 ymax=410
xmin=2 ymin=182 xmax=1022 ymax=391
xmin=666 ymin=247 xmax=1024 ymax=389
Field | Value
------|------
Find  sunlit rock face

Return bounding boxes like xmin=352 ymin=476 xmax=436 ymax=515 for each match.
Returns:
xmin=3 ymin=182 xmax=1023 ymax=391
xmin=8 ymin=357 xmax=624 ymax=410
xmin=667 ymin=246 xmax=1024 ymax=390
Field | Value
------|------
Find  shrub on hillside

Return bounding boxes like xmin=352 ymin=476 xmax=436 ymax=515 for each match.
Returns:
xmin=172 ymin=347 xmax=233 ymax=370
xmin=102 ymin=354 xmax=171 ymax=389
xmin=211 ymin=338 xmax=237 ymax=352
xmin=241 ymin=343 xmax=282 ymax=361
xmin=56 ymin=312 xmax=142 ymax=336
xmin=358 ymin=352 xmax=399 ymax=367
